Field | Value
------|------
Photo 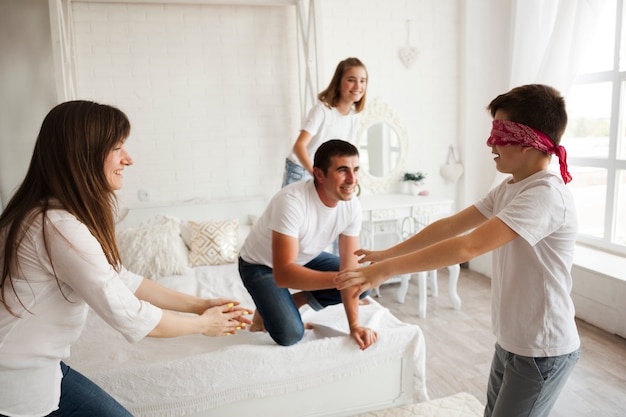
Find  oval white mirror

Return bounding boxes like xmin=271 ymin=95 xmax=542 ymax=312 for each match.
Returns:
xmin=356 ymin=98 xmax=408 ymax=193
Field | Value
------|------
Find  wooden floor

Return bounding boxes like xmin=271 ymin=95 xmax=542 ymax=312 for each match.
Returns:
xmin=372 ymin=267 xmax=626 ymax=417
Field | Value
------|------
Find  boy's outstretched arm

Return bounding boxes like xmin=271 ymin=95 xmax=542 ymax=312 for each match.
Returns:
xmin=336 ymin=213 xmax=518 ymax=294
xmin=356 ymin=206 xmax=488 ymax=265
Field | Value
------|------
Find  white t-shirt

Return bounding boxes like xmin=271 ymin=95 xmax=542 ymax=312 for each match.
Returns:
xmin=0 ymin=209 xmax=162 ymax=417
xmin=240 ymin=179 xmax=362 ymax=267
xmin=287 ymin=101 xmax=360 ymax=166
xmin=474 ymin=170 xmax=580 ymax=357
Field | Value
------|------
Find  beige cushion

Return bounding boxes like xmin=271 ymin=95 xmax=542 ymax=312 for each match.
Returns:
xmin=188 ymin=219 xmax=239 ymax=266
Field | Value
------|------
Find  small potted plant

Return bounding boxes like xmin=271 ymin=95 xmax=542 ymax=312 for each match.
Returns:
xmin=401 ymin=171 xmax=427 ymax=195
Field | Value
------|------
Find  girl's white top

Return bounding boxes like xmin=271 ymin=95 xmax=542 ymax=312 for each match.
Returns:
xmin=0 ymin=209 xmax=162 ymax=417
xmin=287 ymin=101 xmax=360 ymax=166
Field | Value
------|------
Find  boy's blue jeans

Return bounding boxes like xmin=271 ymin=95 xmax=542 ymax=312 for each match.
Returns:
xmin=484 ymin=343 xmax=580 ymax=417
xmin=238 ymin=252 xmax=369 ymax=346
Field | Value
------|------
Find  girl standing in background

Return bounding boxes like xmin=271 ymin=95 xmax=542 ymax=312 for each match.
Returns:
xmin=282 ymin=57 xmax=368 ymax=187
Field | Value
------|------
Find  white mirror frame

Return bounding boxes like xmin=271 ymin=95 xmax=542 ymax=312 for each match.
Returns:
xmin=356 ymin=97 xmax=408 ymax=193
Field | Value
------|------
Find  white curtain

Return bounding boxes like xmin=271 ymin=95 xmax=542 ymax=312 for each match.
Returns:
xmin=509 ymin=0 xmax=608 ymax=92
xmin=490 ymin=0 xmax=609 ymax=187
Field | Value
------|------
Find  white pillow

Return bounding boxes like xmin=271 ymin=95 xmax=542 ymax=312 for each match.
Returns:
xmin=188 ymin=219 xmax=239 ymax=266
xmin=117 ymin=216 xmax=189 ymax=278
xmin=180 ymin=221 xmax=193 ymax=249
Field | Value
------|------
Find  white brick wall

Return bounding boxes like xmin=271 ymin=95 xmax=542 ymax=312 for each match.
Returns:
xmin=66 ymin=0 xmax=461 ymax=208
xmin=71 ymin=2 xmax=300 ymax=207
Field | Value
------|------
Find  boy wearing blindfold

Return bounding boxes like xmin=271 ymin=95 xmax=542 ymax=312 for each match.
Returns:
xmin=336 ymin=84 xmax=579 ymax=417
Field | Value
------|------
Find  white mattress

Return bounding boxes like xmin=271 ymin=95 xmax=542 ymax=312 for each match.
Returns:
xmin=67 ymin=263 xmax=427 ymax=417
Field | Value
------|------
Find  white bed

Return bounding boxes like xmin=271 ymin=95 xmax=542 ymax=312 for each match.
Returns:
xmin=66 ymin=200 xmax=429 ymax=417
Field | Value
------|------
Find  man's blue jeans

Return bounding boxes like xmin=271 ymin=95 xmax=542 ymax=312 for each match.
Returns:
xmin=239 ymin=252 xmax=368 ymax=346
xmin=484 ymin=343 xmax=580 ymax=417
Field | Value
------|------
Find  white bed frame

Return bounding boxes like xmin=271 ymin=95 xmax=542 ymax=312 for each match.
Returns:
xmin=98 ymin=198 xmax=427 ymax=417
xmin=186 ymin=357 xmax=415 ymax=417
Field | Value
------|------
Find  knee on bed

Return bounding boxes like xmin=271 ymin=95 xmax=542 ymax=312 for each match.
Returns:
xmin=269 ymin=321 xmax=305 ymax=346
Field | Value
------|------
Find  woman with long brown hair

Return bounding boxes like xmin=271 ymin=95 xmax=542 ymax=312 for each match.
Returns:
xmin=0 ymin=101 xmax=251 ymax=417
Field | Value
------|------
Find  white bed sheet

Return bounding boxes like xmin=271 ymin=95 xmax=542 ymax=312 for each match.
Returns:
xmin=67 ymin=263 xmax=427 ymax=417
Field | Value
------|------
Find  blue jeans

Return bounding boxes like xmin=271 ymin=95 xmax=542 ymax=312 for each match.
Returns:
xmin=282 ymin=158 xmax=312 ymax=187
xmin=484 ymin=343 xmax=580 ymax=417
xmin=238 ymin=253 xmax=369 ymax=346
xmin=47 ymin=362 xmax=132 ymax=417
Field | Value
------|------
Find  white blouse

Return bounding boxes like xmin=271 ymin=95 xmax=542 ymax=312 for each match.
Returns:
xmin=0 ymin=209 xmax=162 ymax=417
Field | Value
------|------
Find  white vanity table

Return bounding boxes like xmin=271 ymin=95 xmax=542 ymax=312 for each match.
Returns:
xmin=355 ymin=97 xmax=461 ymax=318
xmin=358 ymin=193 xmax=462 ymax=318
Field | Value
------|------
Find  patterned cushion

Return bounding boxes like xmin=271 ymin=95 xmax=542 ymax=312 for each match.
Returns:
xmin=188 ymin=219 xmax=239 ymax=266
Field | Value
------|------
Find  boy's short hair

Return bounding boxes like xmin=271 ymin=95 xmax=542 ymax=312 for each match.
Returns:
xmin=487 ymin=84 xmax=568 ymax=145
xmin=313 ymin=139 xmax=359 ymax=174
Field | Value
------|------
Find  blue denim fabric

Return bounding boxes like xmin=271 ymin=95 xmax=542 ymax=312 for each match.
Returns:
xmin=484 ymin=343 xmax=580 ymax=417
xmin=238 ymin=252 xmax=369 ymax=346
xmin=282 ymin=158 xmax=312 ymax=188
xmin=38 ymin=362 xmax=133 ymax=417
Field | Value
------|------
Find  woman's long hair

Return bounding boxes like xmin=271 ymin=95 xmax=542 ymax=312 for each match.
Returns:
xmin=0 ymin=100 xmax=130 ymax=314
xmin=318 ymin=57 xmax=368 ymax=113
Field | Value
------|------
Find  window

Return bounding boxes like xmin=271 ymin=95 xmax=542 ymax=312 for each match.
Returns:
xmin=563 ymin=0 xmax=626 ymax=254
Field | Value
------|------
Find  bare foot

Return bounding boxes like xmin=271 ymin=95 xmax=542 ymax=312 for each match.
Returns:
xmin=249 ymin=310 xmax=267 ymax=332
xmin=304 ymin=322 xmax=314 ymax=330
xmin=359 ymin=298 xmax=370 ymax=306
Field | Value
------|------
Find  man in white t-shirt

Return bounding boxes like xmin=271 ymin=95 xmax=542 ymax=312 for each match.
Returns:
xmin=239 ymin=139 xmax=377 ymax=350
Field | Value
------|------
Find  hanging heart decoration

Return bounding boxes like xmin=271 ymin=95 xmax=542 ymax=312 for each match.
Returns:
xmin=399 ymin=47 xmax=418 ymax=69
xmin=440 ymin=145 xmax=464 ymax=183
xmin=398 ymin=20 xmax=418 ymax=69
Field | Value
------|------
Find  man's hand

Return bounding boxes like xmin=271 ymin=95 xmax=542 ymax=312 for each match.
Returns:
xmin=350 ymin=325 xmax=378 ymax=350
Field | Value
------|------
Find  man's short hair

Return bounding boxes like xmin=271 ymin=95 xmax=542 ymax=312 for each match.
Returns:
xmin=313 ymin=139 xmax=359 ymax=174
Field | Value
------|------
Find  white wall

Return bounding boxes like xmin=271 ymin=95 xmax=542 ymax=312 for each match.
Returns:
xmin=2 ymin=0 xmax=474 ymax=211
xmin=68 ymin=1 xmax=300 ymax=206
xmin=457 ymin=0 xmax=511 ymax=276
xmin=0 ymin=0 xmax=57 ymax=209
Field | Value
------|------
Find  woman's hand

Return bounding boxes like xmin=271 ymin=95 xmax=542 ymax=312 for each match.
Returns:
xmin=199 ymin=301 xmax=253 ymax=337
xmin=349 ymin=325 xmax=378 ymax=350
xmin=204 ymin=298 xmax=241 ymax=310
